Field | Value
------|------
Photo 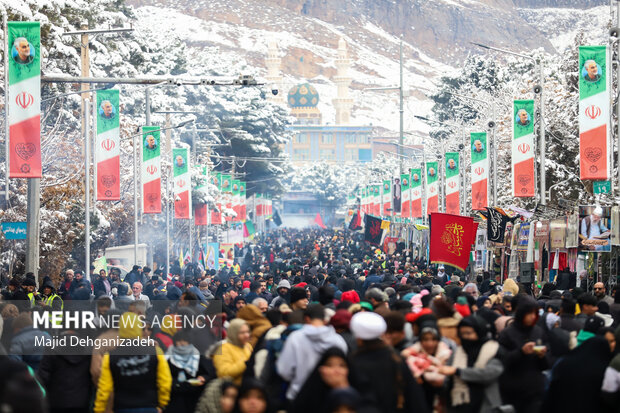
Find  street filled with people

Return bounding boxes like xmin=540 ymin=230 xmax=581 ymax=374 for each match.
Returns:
xmin=1 ymin=228 xmax=620 ymax=413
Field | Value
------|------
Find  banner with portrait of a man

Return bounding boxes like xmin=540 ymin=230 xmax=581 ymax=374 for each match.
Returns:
xmin=95 ymin=89 xmax=120 ymax=200
xmin=512 ymin=100 xmax=535 ymax=198
xmin=579 ymin=205 xmax=612 ymax=252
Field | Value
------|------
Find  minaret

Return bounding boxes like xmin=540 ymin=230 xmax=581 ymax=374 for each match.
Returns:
xmin=265 ymin=40 xmax=284 ymax=104
xmin=332 ymin=38 xmax=353 ymax=125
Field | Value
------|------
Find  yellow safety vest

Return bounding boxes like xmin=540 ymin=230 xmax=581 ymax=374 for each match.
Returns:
xmin=27 ymin=292 xmax=35 ymax=308
xmin=45 ymin=294 xmax=63 ymax=311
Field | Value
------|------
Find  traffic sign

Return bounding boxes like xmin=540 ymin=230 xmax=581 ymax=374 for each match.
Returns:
xmin=593 ymin=180 xmax=611 ymax=194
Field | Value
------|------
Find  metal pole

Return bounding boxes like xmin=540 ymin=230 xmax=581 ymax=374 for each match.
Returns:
xmin=492 ymin=104 xmax=497 ymax=205
xmin=85 ymin=98 xmax=91 ymax=279
xmin=166 ymin=166 xmax=170 ymax=276
xmin=539 ymin=61 xmax=547 ymax=205
xmin=617 ymin=0 xmax=620 ymax=196
xmin=92 ymin=93 xmax=97 ymax=210
xmin=4 ymin=13 xmax=9 ymax=206
xmin=134 ymin=128 xmax=139 ymax=265
xmin=146 ymin=87 xmax=151 ymax=125
xmin=399 ymin=38 xmax=404 ymax=176
xmin=25 ymin=178 xmax=40 ymax=283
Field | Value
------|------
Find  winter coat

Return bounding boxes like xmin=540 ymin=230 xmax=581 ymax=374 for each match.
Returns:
xmin=498 ymin=298 xmax=550 ymax=404
xmin=9 ymin=327 xmax=50 ymax=371
xmin=212 ymin=341 xmax=252 ymax=384
xmin=276 ymin=323 xmax=348 ymax=400
xmin=165 ymin=356 xmax=215 ymax=413
xmin=37 ymin=342 xmax=92 ymax=410
xmin=351 ymin=340 xmax=429 ymax=413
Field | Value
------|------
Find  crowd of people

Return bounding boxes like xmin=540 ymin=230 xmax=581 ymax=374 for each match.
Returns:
xmin=0 ymin=227 xmax=620 ymax=413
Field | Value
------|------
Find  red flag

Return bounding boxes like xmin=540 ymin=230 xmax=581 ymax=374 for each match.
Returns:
xmin=471 ymin=222 xmax=479 ymax=247
xmin=429 ymin=212 xmax=475 ymax=271
xmin=314 ymin=213 xmax=327 ymax=229
xmin=195 ymin=204 xmax=208 ymax=226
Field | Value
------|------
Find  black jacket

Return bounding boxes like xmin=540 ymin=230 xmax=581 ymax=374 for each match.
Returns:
xmin=498 ymin=298 xmax=550 ymax=402
xmin=350 ymin=340 xmax=429 ymax=413
xmin=165 ymin=356 xmax=215 ymax=413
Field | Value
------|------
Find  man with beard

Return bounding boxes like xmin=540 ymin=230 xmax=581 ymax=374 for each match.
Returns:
xmin=269 ymin=279 xmax=291 ymax=309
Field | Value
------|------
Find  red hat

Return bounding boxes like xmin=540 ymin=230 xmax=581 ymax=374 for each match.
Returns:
xmin=341 ymin=290 xmax=360 ymax=304
xmin=405 ymin=308 xmax=433 ymax=324
xmin=243 ymin=280 xmax=251 ymax=289
xmin=454 ymin=303 xmax=471 ymax=318
xmin=295 ymin=282 xmax=308 ymax=289
xmin=330 ymin=309 xmax=353 ymax=330
xmin=174 ymin=281 xmax=183 ymax=289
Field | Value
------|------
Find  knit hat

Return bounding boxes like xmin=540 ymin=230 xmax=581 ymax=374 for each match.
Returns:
xmin=119 ymin=312 xmax=143 ymax=339
xmin=431 ymin=285 xmax=444 ymax=295
xmin=341 ymin=290 xmax=360 ymax=304
xmin=289 ymin=287 xmax=307 ymax=304
xmin=330 ymin=309 xmax=353 ymax=330
xmin=276 ymin=279 xmax=291 ymax=290
xmin=350 ymin=312 xmax=386 ymax=340
xmin=243 ymin=280 xmax=251 ymax=290
xmin=295 ymin=282 xmax=308 ymax=289
xmin=22 ymin=278 xmax=36 ymax=287
xmin=366 ymin=288 xmax=388 ymax=303
xmin=454 ymin=296 xmax=472 ymax=318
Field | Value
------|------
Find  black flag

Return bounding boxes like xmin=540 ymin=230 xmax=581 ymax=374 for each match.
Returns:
xmin=273 ymin=209 xmax=282 ymax=227
xmin=364 ymin=214 xmax=384 ymax=246
xmin=349 ymin=212 xmax=362 ymax=231
xmin=482 ymin=207 xmax=518 ymax=243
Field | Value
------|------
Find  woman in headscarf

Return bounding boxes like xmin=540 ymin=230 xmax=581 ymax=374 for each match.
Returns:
xmin=213 ymin=319 xmax=252 ymax=384
xmin=233 ymin=378 xmax=271 ymax=413
xmin=543 ymin=335 xmax=612 ymax=413
xmin=497 ymin=296 xmax=549 ymax=413
xmin=601 ymin=325 xmax=620 ymax=412
xmin=439 ymin=316 xmax=504 ymax=413
xmin=165 ymin=330 xmax=214 ymax=412
xmin=402 ymin=320 xmax=453 ymax=411
xmin=195 ymin=378 xmax=238 ymax=413
xmin=291 ymin=347 xmax=363 ymax=413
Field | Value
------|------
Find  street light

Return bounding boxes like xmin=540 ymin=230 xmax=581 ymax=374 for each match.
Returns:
xmin=471 ymin=41 xmax=546 ymax=205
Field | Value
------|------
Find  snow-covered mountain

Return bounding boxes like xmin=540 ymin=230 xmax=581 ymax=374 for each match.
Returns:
xmin=127 ymin=0 xmax=610 ymax=140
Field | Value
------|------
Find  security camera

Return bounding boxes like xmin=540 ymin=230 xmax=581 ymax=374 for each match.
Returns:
xmin=458 ymin=143 xmax=465 ymax=150
xmin=487 ymin=120 xmax=496 ymax=129
xmin=271 ymin=85 xmax=279 ymax=96
xmin=201 ymin=79 xmax=216 ymax=86
xmin=533 ymin=85 xmax=542 ymax=95
xmin=611 ymin=27 xmax=619 ymax=38
xmin=175 ymin=79 xmax=183 ymax=87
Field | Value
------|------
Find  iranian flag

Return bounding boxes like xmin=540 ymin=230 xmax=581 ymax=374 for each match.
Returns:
xmin=426 ymin=162 xmax=439 ymax=214
xmin=195 ymin=166 xmax=208 ymax=226
xmin=445 ymin=152 xmax=460 ymax=215
xmin=211 ymin=173 xmax=222 ymax=225
xmin=579 ymin=45 xmax=610 ymax=180
xmin=8 ymin=22 xmax=41 ymax=178
xmin=232 ymin=180 xmax=240 ymax=221
xmin=255 ymin=193 xmax=263 ymax=217
xmin=374 ymin=185 xmax=381 ymax=216
xmin=401 ymin=173 xmax=411 ymax=218
xmin=95 ymin=90 xmax=120 ymax=200
xmin=512 ymin=100 xmax=535 ymax=197
xmin=173 ymin=147 xmax=191 ymax=219
xmin=411 ymin=168 xmax=422 ymax=218
xmin=470 ymin=132 xmax=489 ymax=210
xmin=362 ymin=188 xmax=368 ymax=214
xmin=382 ymin=180 xmax=391 ymax=216
xmin=239 ymin=182 xmax=247 ymax=221
xmin=142 ymin=126 xmax=161 ymax=214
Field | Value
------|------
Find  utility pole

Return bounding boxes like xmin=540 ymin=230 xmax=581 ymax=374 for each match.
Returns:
xmin=399 ymin=37 xmax=404 ymax=176
xmin=84 ymin=98 xmax=91 ymax=279
xmin=538 ymin=61 xmax=547 ymax=205
xmin=25 ymin=178 xmax=40 ymax=281
xmin=616 ymin=1 xmax=620 ymax=197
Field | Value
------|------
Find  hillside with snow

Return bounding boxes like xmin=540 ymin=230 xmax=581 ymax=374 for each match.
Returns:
xmin=127 ymin=0 xmax=609 ymax=142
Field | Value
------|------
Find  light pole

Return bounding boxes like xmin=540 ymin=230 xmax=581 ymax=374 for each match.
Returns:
xmin=471 ymin=41 xmax=546 ymax=205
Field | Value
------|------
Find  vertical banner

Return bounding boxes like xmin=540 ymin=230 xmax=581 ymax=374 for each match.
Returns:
xmin=210 ymin=173 xmax=222 ymax=225
xmin=232 ymin=180 xmax=240 ymax=221
xmin=239 ymin=182 xmax=247 ymax=222
xmin=426 ymin=162 xmax=439 ymax=214
xmin=382 ymin=180 xmax=391 ymax=216
xmin=411 ymin=169 xmax=422 ymax=218
xmin=142 ymin=126 xmax=161 ymax=214
xmin=445 ymin=152 xmax=460 ymax=215
xmin=372 ymin=185 xmax=380 ymax=216
xmin=392 ymin=176 xmax=402 ymax=214
xmin=8 ymin=22 xmax=41 ymax=178
xmin=195 ymin=166 xmax=208 ymax=226
xmin=222 ymin=174 xmax=232 ymax=221
xmin=173 ymin=147 xmax=191 ymax=219
xmin=401 ymin=173 xmax=411 ymax=218
xmin=255 ymin=192 xmax=263 ymax=217
xmin=95 ymin=89 xmax=120 ymax=200
xmin=512 ymin=100 xmax=535 ymax=197
xmin=579 ymin=45 xmax=610 ymax=180
xmin=470 ymin=132 xmax=489 ymax=210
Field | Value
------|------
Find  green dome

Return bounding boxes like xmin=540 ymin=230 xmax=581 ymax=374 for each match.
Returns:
xmin=288 ymin=83 xmax=319 ymax=108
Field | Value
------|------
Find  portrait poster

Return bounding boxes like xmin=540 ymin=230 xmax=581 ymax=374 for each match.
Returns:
xmin=205 ymin=242 xmax=219 ymax=271
xmin=426 ymin=161 xmax=439 ymax=214
xmin=142 ymin=126 xmax=161 ymax=214
xmin=445 ymin=152 xmax=460 ymax=215
xmin=382 ymin=180 xmax=391 ymax=216
xmin=411 ymin=168 xmax=422 ymax=218
xmin=173 ymin=147 xmax=191 ymax=219
xmin=392 ymin=176 xmax=402 ymax=213
xmin=579 ymin=46 xmax=610 ymax=180
xmin=578 ymin=205 xmax=611 ymax=252
xmin=512 ymin=100 xmax=535 ymax=197
xmin=95 ymin=89 xmax=120 ymax=200
xmin=8 ymin=22 xmax=41 ymax=178
xmin=470 ymin=132 xmax=488 ymax=210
